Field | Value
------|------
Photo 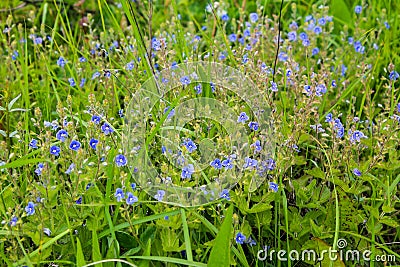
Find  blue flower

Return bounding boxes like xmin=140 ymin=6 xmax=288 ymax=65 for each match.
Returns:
xmin=220 ymin=13 xmax=229 ymax=21
xmin=313 ymin=26 xmax=322 ymax=34
xmin=315 ymin=84 xmax=327 ymax=96
xmin=222 ymin=158 xmax=234 ymax=170
xmin=50 ymin=146 xmax=61 ymax=156
xmin=65 ymin=163 xmax=75 ymax=174
xmin=194 ymin=84 xmax=202 ymax=94
xmin=312 ymin=47 xmax=319 ymax=56
xmin=219 ymin=189 xmax=230 ymax=200
xmin=353 ymin=41 xmax=365 ymax=54
xmin=118 ymin=109 xmax=124 ymax=118
xmin=265 ymin=158 xmax=276 ymax=171
xmin=353 ymin=168 xmax=362 ymax=176
xmin=79 ymin=57 xmax=87 ymax=62
xmin=75 ymin=196 xmax=82 ymax=204
xmin=181 ymin=164 xmax=195 ymax=179
xmin=303 ymin=85 xmax=312 ymax=96
xmin=69 ymin=140 xmax=81 ymax=151
xmin=131 ymin=183 xmax=137 ymax=190
xmin=243 ymin=157 xmax=258 ymax=169
xmin=114 ymin=188 xmax=125 ymax=202
xmin=229 ymin=34 xmax=237 ymax=42
xmin=126 ymin=61 xmax=134 ymax=71
xmin=57 ymin=57 xmax=66 ymax=68
xmin=299 ymin=32 xmax=308 ymax=41
xmin=180 ymin=76 xmax=191 ymax=86
xmin=389 ymin=71 xmax=399 ymax=81
xmin=34 ymin=37 xmax=43 ymax=45
xmin=269 ymin=182 xmax=278 ymax=192
xmin=29 ymin=139 xmax=38 ymax=149
xmin=302 ymin=39 xmax=310 ymax=47
xmin=154 ymin=190 xmax=165 ymax=201
xmin=68 ymin=78 xmax=76 ymax=87
xmin=56 ymin=129 xmax=68 ymax=142
xmin=348 ymin=37 xmax=354 ymax=44
xmin=334 ymin=119 xmax=345 ymax=138
xmin=89 ymin=138 xmax=99 ymax=150
xmin=270 ymin=81 xmax=278 ymax=92
xmin=25 ymin=202 xmax=36 ymax=216
xmin=126 ymin=192 xmax=138 ymax=205
xmin=92 ymin=71 xmax=101 ymax=80
xmin=331 ymin=80 xmax=337 ymax=88
xmin=235 ymin=233 xmax=247 ymax=244
xmin=287 ymin=31 xmax=297 ymax=42
xmin=210 ymin=158 xmax=222 ymax=170
xmin=184 ymin=139 xmax=197 ymax=153
xmin=164 ymin=107 xmax=175 ymax=120
xmin=248 ymin=121 xmax=259 ymax=131
xmin=349 ymin=130 xmax=367 ymax=143
xmin=249 ymin=13 xmax=259 ymax=23
xmin=251 ymin=140 xmax=262 ymax=153
xmin=397 ymin=103 xmax=400 ymax=113
xmin=152 ymin=37 xmax=161 ymax=51
xmin=237 ymin=112 xmax=249 ymax=123
xmin=91 ymin=115 xmax=101 ymax=124
xmin=9 ymin=216 xmax=18 ymax=227
xmin=325 ymin=113 xmax=333 ymax=123
xmin=12 ymin=50 xmax=19 ymax=60
xmin=35 ymin=163 xmax=44 ymax=176
xmin=101 ymin=123 xmax=114 ymax=135
xmin=354 ymin=5 xmax=362 ymax=14
xmin=384 ymin=21 xmax=390 ymax=29
xmin=115 ymin=154 xmax=127 ymax=167
xmin=318 ymin=17 xmax=326 ymax=26
xmin=79 ymin=78 xmax=86 ymax=87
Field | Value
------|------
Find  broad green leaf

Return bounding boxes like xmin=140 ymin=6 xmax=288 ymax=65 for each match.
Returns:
xmin=208 ymin=205 xmax=234 ymax=267
xmin=92 ymin=230 xmax=102 ymax=265
xmin=76 ymin=237 xmax=86 ymax=267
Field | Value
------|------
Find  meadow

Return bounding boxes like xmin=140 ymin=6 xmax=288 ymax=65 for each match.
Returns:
xmin=0 ymin=0 xmax=399 ymax=266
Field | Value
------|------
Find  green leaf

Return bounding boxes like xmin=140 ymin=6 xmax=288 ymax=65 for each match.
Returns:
xmin=1 ymin=158 xmax=49 ymax=170
xmin=138 ymin=239 xmax=151 ymax=267
xmin=305 ymin=167 xmax=325 ymax=179
xmin=92 ymin=230 xmax=102 ymax=264
xmin=331 ymin=0 xmax=353 ymax=29
xmin=0 ymin=106 xmax=5 ymax=111
xmin=208 ymin=205 xmax=234 ymax=267
xmin=115 ymin=231 xmax=139 ymax=249
xmin=379 ymin=217 xmax=399 ymax=228
xmin=128 ymin=256 xmax=206 ymax=267
xmin=8 ymin=94 xmax=21 ymax=110
xmin=76 ymin=237 xmax=86 ymax=267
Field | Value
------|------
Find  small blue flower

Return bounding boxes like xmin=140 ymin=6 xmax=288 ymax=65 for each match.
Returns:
xmin=181 ymin=164 xmax=195 ymax=179
xmin=89 ymin=138 xmax=99 ymax=150
xmin=118 ymin=109 xmax=124 ymax=118
xmin=79 ymin=57 xmax=87 ymax=62
xmin=35 ymin=163 xmax=44 ymax=176
xmin=222 ymin=158 xmax=234 ymax=170
xmin=229 ymin=34 xmax=237 ymax=42
xmin=269 ymin=182 xmax=278 ymax=192
xmin=152 ymin=37 xmax=161 ymax=51
xmin=210 ymin=158 xmax=222 ymax=170
xmin=79 ymin=78 xmax=86 ymax=88
xmin=389 ymin=71 xmax=399 ymax=81
xmin=180 ymin=76 xmax=191 ymax=86
xmin=303 ymin=85 xmax=312 ymax=96
xmin=325 ymin=113 xmax=333 ymax=123
xmin=115 ymin=154 xmax=127 ymax=167
xmin=220 ymin=13 xmax=229 ymax=21
xmin=270 ymin=81 xmax=278 ymax=92
xmin=248 ymin=121 xmax=259 ymax=131
xmin=56 ymin=129 xmax=68 ymax=142
xmin=65 ymin=163 xmax=75 ymax=175
xmin=184 ymin=139 xmax=197 ymax=153
xmin=68 ymin=78 xmax=76 ymax=87
xmin=164 ymin=107 xmax=175 ymax=120
xmin=75 ymin=196 xmax=82 ymax=204
xmin=57 ymin=57 xmax=66 ymax=68
xmin=249 ymin=13 xmax=259 ymax=23
xmin=101 ymin=123 xmax=114 ymax=135
xmin=50 ymin=146 xmax=61 ymax=156
xmin=251 ymin=140 xmax=262 ymax=153
xmin=194 ymin=84 xmax=202 ymax=94
xmin=91 ymin=115 xmax=101 ymax=124
xmin=43 ymin=228 xmax=52 ymax=236
xmin=243 ymin=157 xmax=258 ymax=168
xmin=348 ymin=37 xmax=354 ymax=44
xmin=34 ymin=37 xmax=43 ymax=45
xmin=92 ymin=71 xmax=101 ymax=80
xmin=384 ymin=21 xmax=390 ymax=29
xmin=69 ymin=140 xmax=81 ymax=151
xmin=313 ymin=26 xmax=322 ymax=34
xmin=219 ymin=189 xmax=230 ymax=201
xmin=315 ymin=84 xmax=327 ymax=96
xmin=331 ymin=80 xmax=337 ymax=88
xmin=237 ymin=112 xmax=249 ymax=123
xmin=126 ymin=192 xmax=138 ymax=205
xmin=353 ymin=168 xmax=362 ymax=176
xmin=397 ymin=103 xmax=400 ymax=113
xmin=235 ymin=233 xmax=246 ymax=244
xmin=155 ymin=190 xmax=165 ymax=201
xmin=114 ymin=188 xmax=125 ymax=202
xmin=25 ymin=202 xmax=36 ymax=216
xmin=302 ymin=39 xmax=310 ymax=47
xmin=131 ymin=183 xmax=136 ymax=190
xmin=299 ymin=32 xmax=308 ymax=41
xmin=312 ymin=47 xmax=320 ymax=56
xmin=266 ymin=158 xmax=276 ymax=171
xmin=12 ymin=50 xmax=19 ymax=60
xmin=318 ymin=17 xmax=326 ymax=26
xmin=287 ymin=31 xmax=297 ymax=42
xmin=354 ymin=5 xmax=362 ymax=14
xmin=9 ymin=216 xmax=18 ymax=227
xmin=29 ymin=139 xmax=38 ymax=149
xmin=349 ymin=130 xmax=367 ymax=143
xmin=126 ymin=61 xmax=135 ymax=71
